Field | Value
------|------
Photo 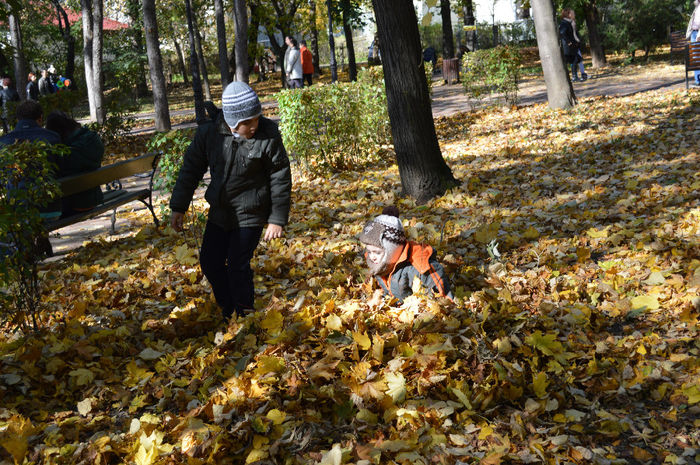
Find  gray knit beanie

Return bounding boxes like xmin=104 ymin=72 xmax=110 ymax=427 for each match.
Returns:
xmin=222 ymin=82 xmax=262 ymax=129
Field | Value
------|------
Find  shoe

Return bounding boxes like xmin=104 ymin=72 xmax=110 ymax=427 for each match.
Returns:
xmin=581 ymin=74 xmax=588 ymax=81
xmin=572 ymin=77 xmax=581 ymax=82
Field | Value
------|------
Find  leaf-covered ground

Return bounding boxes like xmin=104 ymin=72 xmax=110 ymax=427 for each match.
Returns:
xmin=1 ymin=89 xmax=699 ymax=465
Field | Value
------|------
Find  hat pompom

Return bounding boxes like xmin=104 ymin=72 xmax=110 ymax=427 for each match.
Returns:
xmin=382 ymin=206 xmax=400 ymax=218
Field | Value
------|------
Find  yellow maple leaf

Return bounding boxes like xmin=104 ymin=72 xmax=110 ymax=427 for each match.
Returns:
xmin=532 ymin=372 xmax=549 ymax=398
xmin=630 ymin=294 xmax=660 ymax=311
xmin=352 ymin=331 xmax=371 ymax=350
xmin=260 ymin=309 xmax=283 ymax=335
xmin=174 ymin=244 xmax=198 ymax=266
xmin=69 ymin=368 xmax=95 ymax=386
xmin=385 ymin=372 xmax=406 ymax=403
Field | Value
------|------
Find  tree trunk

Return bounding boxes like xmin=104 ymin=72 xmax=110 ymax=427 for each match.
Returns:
xmin=440 ymin=0 xmax=455 ymax=58
xmin=341 ymin=1 xmax=357 ymax=81
xmin=233 ymin=0 xmax=249 ymax=83
xmin=326 ymin=0 xmax=337 ymax=82
xmin=248 ymin=4 xmax=261 ymax=80
xmin=265 ymin=28 xmax=287 ymax=88
xmin=51 ymin=0 xmax=76 ymax=81
xmin=371 ymin=0 xmax=457 ymax=203
xmin=91 ymin=0 xmax=105 ymax=123
xmin=311 ymin=1 xmax=321 ymax=75
xmin=215 ymin=0 xmax=231 ymax=87
xmin=126 ymin=0 xmax=148 ymax=97
xmin=531 ymin=0 xmax=576 ymax=109
xmin=184 ymin=0 xmax=206 ymax=122
xmin=142 ymin=0 xmax=171 ymax=131
xmin=462 ymin=1 xmax=475 ymax=52
xmin=173 ymin=39 xmax=190 ymax=85
xmin=193 ymin=20 xmax=211 ymax=100
xmin=81 ymin=0 xmax=96 ymax=119
xmin=8 ymin=13 xmax=27 ymax=98
xmin=584 ymin=2 xmax=607 ymax=68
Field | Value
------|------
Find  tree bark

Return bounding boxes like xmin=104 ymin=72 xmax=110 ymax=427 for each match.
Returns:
xmin=462 ymin=1 xmax=475 ymax=52
xmin=233 ymin=0 xmax=249 ymax=83
xmin=310 ymin=1 xmax=321 ymax=75
xmin=173 ymin=39 xmax=190 ymax=85
xmin=51 ymin=0 xmax=76 ymax=81
xmin=142 ymin=0 xmax=171 ymax=131
xmin=81 ymin=0 xmax=96 ymax=119
xmin=371 ymin=0 xmax=457 ymax=203
xmin=440 ymin=0 xmax=455 ymax=58
xmin=215 ymin=0 xmax=231 ymax=87
xmin=584 ymin=2 xmax=607 ymax=68
xmin=8 ymin=13 xmax=27 ymax=98
xmin=248 ymin=3 xmax=261 ymax=80
xmin=91 ymin=0 xmax=105 ymax=123
xmin=193 ymin=20 xmax=211 ymax=100
xmin=341 ymin=1 xmax=357 ymax=81
xmin=531 ymin=0 xmax=576 ymax=109
xmin=184 ymin=0 xmax=206 ymax=122
xmin=126 ymin=0 xmax=148 ymax=97
xmin=326 ymin=0 xmax=337 ymax=82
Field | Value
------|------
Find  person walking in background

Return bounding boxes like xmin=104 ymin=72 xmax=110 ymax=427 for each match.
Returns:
xmin=284 ymin=36 xmax=303 ymax=89
xmin=570 ymin=12 xmax=588 ymax=81
xmin=38 ymin=70 xmax=53 ymax=96
xmin=559 ymin=8 xmax=585 ymax=82
xmin=300 ymin=40 xmax=314 ymax=87
xmin=45 ymin=111 xmax=104 ymax=217
xmin=687 ymin=0 xmax=700 ymax=87
xmin=1 ymin=78 xmax=21 ymax=134
xmin=26 ymin=73 xmax=39 ymax=101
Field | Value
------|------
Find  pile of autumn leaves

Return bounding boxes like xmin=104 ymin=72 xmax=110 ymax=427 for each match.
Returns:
xmin=1 ymin=90 xmax=698 ymax=465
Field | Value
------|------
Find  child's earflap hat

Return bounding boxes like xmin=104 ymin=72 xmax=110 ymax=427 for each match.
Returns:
xmin=359 ymin=206 xmax=407 ymax=249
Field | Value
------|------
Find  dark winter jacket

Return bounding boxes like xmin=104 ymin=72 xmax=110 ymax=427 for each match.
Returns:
xmin=38 ymin=77 xmax=52 ymax=96
xmin=26 ymin=80 xmax=39 ymax=101
xmin=558 ymin=19 xmax=579 ymax=61
xmin=372 ymin=241 xmax=453 ymax=302
xmin=170 ymin=114 xmax=292 ymax=230
xmin=58 ymin=127 xmax=104 ymax=212
xmin=1 ymin=87 xmax=20 ymax=119
xmin=0 ymin=119 xmax=62 ymax=215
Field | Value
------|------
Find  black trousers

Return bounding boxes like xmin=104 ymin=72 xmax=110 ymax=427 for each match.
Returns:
xmin=200 ymin=222 xmax=263 ymax=320
xmin=303 ymin=73 xmax=313 ymax=87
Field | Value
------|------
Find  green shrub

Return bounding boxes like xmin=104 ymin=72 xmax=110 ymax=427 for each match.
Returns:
xmin=4 ymin=91 xmax=82 ymax=131
xmin=84 ymin=99 xmax=137 ymax=146
xmin=462 ymin=45 xmax=522 ymax=106
xmin=425 ymin=62 xmax=434 ymax=96
xmin=276 ymin=68 xmax=391 ymax=175
xmin=0 ymin=141 xmax=66 ymax=331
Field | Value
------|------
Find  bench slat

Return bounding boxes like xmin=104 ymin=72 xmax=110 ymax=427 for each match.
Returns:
xmin=58 ymin=152 xmax=159 ymax=196
xmin=46 ymin=189 xmax=151 ymax=231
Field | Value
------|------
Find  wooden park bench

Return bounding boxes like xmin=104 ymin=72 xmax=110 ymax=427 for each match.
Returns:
xmin=670 ymin=30 xmax=688 ymax=63
xmin=686 ymin=42 xmax=700 ymax=89
xmin=45 ymin=152 xmax=161 ymax=234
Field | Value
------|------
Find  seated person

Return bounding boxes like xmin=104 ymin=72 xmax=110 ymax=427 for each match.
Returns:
xmin=0 ymin=101 xmax=62 ymax=256
xmin=359 ymin=206 xmax=453 ymax=302
xmin=45 ymin=111 xmax=104 ymax=217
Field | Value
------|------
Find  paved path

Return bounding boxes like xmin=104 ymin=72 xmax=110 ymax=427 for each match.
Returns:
xmin=45 ymin=64 xmax=692 ymax=261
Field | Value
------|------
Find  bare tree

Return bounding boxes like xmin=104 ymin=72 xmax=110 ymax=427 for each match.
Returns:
xmin=340 ymin=0 xmax=357 ymax=81
xmin=142 ymin=0 xmax=171 ymax=131
xmin=173 ymin=39 xmax=190 ymax=85
xmin=215 ymin=0 xmax=231 ymax=87
xmin=50 ymin=0 xmax=76 ymax=81
xmin=184 ymin=0 xmax=206 ymax=122
xmin=371 ymin=0 xmax=457 ymax=203
xmin=233 ymin=0 xmax=249 ymax=83
xmin=193 ymin=20 xmax=211 ymax=100
xmin=583 ymin=1 xmax=607 ymax=68
xmin=8 ymin=13 xmax=27 ymax=98
xmin=92 ymin=0 xmax=105 ymax=123
xmin=440 ymin=0 xmax=455 ymax=58
xmin=326 ymin=0 xmax=337 ymax=82
xmin=531 ymin=0 xmax=576 ymax=109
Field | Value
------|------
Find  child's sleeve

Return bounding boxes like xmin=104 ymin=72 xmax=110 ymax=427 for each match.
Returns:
xmin=426 ymin=256 xmax=453 ymax=299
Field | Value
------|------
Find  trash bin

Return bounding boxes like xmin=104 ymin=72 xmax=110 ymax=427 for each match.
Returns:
xmin=442 ymin=58 xmax=460 ymax=85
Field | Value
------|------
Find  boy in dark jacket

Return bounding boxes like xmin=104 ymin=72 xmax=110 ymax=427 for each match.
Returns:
xmin=359 ymin=206 xmax=452 ymax=302
xmin=169 ymin=82 xmax=292 ymax=322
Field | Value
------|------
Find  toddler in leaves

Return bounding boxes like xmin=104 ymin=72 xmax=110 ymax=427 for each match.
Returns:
xmin=359 ymin=206 xmax=453 ymax=302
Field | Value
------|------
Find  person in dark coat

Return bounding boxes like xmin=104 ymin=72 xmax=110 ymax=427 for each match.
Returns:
xmin=359 ymin=206 xmax=453 ymax=302
xmin=45 ymin=111 xmax=104 ymax=217
xmin=559 ymin=8 xmax=584 ymax=82
xmin=26 ymin=73 xmax=40 ymax=101
xmin=1 ymin=78 xmax=21 ymax=134
xmin=0 ymin=100 xmax=62 ymax=257
xmin=38 ymin=70 xmax=53 ymax=97
xmin=169 ymin=82 xmax=292 ymax=322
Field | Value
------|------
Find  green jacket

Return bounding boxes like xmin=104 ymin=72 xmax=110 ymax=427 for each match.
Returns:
xmin=59 ymin=127 xmax=104 ymax=211
xmin=170 ymin=115 xmax=291 ymax=230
